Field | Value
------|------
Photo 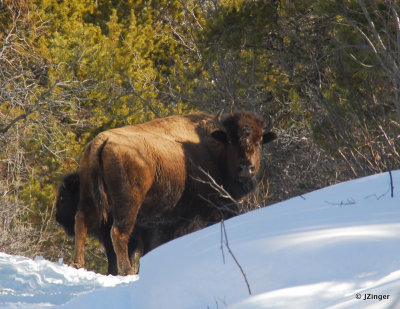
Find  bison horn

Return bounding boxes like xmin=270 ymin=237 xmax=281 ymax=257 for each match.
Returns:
xmin=217 ymin=109 xmax=224 ymax=122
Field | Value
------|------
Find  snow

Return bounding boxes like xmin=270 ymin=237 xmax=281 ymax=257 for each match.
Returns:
xmin=1 ymin=171 xmax=400 ymax=308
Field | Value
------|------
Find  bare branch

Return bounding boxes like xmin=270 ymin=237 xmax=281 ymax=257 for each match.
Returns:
xmin=349 ymin=20 xmax=391 ymax=75
xmin=358 ymin=0 xmax=389 ymax=54
xmin=390 ymin=2 xmax=400 ymax=68
xmin=191 ymin=166 xmax=242 ymax=215
xmin=348 ymin=53 xmax=376 ymax=68
xmin=389 ymin=169 xmax=394 ymax=198
xmin=220 ymin=220 xmax=252 ymax=295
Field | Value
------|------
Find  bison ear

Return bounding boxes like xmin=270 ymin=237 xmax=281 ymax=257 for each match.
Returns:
xmin=262 ymin=132 xmax=277 ymax=144
xmin=211 ymin=130 xmax=229 ymax=144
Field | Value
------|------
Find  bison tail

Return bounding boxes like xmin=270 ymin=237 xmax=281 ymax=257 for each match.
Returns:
xmin=92 ymin=138 xmax=110 ymax=223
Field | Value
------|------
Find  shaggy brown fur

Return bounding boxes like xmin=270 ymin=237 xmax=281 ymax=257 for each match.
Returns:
xmin=56 ymin=173 xmax=218 ymax=275
xmin=56 ymin=172 xmax=137 ymax=275
xmin=72 ymin=111 xmax=276 ymax=275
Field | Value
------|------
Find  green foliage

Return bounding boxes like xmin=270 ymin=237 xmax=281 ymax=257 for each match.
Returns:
xmin=201 ymin=0 xmax=279 ymax=51
xmin=33 ymin=0 xmax=191 ymax=133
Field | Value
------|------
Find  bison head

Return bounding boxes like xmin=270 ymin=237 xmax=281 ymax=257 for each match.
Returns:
xmin=212 ymin=111 xmax=277 ymax=199
xmin=55 ymin=172 xmax=80 ymax=237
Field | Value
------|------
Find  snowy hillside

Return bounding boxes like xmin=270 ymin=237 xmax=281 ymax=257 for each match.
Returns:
xmin=1 ymin=171 xmax=400 ymax=308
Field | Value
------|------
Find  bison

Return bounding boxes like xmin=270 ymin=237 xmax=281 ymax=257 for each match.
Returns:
xmin=61 ymin=111 xmax=276 ymax=275
xmin=56 ymin=172 xmax=139 ymax=275
xmin=56 ymin=172 xmax=209 ymax=275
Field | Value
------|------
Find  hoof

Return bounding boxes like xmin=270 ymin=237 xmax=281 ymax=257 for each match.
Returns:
xmin=119 ymin=267 xmax=135 ymax=276
xmin=71 ymin=262 xmax=84 ymax=269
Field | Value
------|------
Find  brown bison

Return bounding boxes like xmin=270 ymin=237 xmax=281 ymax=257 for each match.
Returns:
xmin=68 ymin=111 xmax=276 ymax=275
xmin=56 ymin=172 xmax=139 ymax=275
xmin=56 ymin=172 xmax=209 ymax=275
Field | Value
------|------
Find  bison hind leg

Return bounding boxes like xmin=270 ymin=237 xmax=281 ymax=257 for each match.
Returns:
xmin=110 ymin=203 xmax=143 ymax=275
xmin=111 ymin=225 xmax=136 ymax=275
xmin=102 ymin=143 xmax=151 ymax=275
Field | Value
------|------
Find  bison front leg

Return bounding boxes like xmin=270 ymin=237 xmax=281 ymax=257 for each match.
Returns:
xmin=131 ymin=249 xmax=143 ymax=275
xmin=127 ymin=228 xmax=144 ymax=275
xmin=130 ymin=236 xmax=144 ymax=275
xmin=109 ymin=195 xmax=144 ymax=275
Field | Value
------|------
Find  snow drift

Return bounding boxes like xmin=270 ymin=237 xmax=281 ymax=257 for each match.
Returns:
xmin=1 ymin=171 xmax=400 ymax=308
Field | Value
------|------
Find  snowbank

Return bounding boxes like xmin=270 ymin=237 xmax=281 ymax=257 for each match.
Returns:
xmin=1 ymin=171 xmax=400 ymax=308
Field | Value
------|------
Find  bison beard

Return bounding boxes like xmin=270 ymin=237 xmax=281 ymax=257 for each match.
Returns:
xmin=56 ymin=111 xmax=276 ymax=275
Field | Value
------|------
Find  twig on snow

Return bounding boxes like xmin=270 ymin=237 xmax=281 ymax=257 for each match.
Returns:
xmin=389 ymin=169 xmax=394 ymax=198
xmin=220 ymin=220 xmax=252 ymax=296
